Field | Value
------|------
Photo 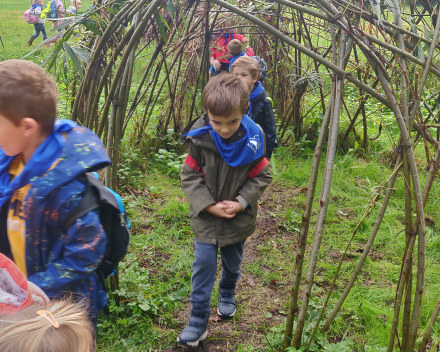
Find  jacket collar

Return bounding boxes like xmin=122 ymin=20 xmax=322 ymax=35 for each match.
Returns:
xmin=250 ymin=83 xmax=267 ymax=103
xmin=31 ymin=126 xmax=111 ymax=198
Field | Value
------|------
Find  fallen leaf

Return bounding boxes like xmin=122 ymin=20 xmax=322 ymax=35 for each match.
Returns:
xmin=209 ymin=315 xmax=222 ymax=322
xmin=247 ymin=278 xmax=256 ymax=287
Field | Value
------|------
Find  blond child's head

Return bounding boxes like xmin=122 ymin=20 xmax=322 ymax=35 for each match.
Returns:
xmin=231 ymin=56 xmax=260 ymax=94
xmin=227 ymin=39 xmax=244 ymax=56
xmin=70 ymin=0 xmax=81 ymax=8
xmin=203 ymin=74 xmax=248 ymax=138
xmin=0 ymin=60 xmax=58 ymax=157
xmin=0 ymin=298 xmax=94 ymax=352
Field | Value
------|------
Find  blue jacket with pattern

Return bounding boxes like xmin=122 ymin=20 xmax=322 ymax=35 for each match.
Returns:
xmin=0 ymin=125 xmax=111 ymax=317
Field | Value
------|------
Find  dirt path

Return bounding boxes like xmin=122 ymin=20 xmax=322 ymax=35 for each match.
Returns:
xmin=165 ymin=184 xmax=304 ymax=351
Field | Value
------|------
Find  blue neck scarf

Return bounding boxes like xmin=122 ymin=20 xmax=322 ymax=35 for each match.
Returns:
xmin=185 ymin=115 xmax=264 ymax=167
xmin=32 ymin=3 xmax=43 ymax=9
xmin=248 ymin=81 xmax=265 ymax=117
xmin=0 ymin=120 xmax=76 ymax=208
xmin=228 ymin=51 xmax=246 ymax=73
xmin=222 ymin=31 xmax=234 ymax=41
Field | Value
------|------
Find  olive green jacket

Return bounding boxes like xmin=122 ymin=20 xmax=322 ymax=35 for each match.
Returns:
xmin=180 ymin=115 xmax=272 ymax=247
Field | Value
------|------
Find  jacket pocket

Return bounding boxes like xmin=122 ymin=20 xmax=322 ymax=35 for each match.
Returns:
xmin=198 ymin=211 xmax=214 ymax=222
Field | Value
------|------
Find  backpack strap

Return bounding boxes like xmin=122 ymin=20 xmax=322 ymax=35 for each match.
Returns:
xmin=62 ymin=174 xmax=101 ymax=232
xmin=250 ymin=100 xmax=265 ymax=120
xmin=248 ymin=158 xmax=268 ymax=178
xmin=265 ymin=96 xmax=273 ymax=106
xmin=184 ymin=154 xmax=205 ymax=177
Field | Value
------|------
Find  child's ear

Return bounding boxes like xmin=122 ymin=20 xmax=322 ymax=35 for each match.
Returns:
xmin=21 ymin=118 xmax=41 ymax=137
xmin=253 ymin=75 xmax=259 ymax=84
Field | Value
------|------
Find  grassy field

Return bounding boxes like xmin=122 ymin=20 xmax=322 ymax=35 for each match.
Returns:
xmin=2 ymin=1 xmax=440 ymax=351
xmin=0 ymin=0 xmax=92 ymax=61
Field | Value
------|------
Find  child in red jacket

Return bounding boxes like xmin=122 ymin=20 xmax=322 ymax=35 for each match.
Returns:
xmin=209 ymin=29 xmax=249 ymax=75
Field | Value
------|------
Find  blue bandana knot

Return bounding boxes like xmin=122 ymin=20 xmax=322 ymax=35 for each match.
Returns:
xmin=185 ymin=115 xmax=264 ymax=167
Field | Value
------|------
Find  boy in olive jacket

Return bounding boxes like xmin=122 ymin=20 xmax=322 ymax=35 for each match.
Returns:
xmin=178 ymin=74 xmax=272 ymax=346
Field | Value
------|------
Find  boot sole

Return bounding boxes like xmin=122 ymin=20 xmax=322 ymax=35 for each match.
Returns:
xmin=177 ymin=330 xmax=208 ymax=347
xmin=217 ymin=307 xmax=236 ymax=318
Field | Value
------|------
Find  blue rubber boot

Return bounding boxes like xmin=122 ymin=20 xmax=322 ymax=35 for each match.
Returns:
xmin=217 ymin=287 xmax=236 ymax=318
xmin=177 ymin=315 xmax=208 ymax=347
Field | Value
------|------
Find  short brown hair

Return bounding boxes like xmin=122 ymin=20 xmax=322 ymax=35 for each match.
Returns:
xmin=227 ymin=39 xmax=244 ymax=56
xmin=203 ymin=74 xmax=248 ymax=117
xmin=231 ymin=56 xmax=260 ymax=79
xmin=0 ymin=60 xmax=58 ymax=132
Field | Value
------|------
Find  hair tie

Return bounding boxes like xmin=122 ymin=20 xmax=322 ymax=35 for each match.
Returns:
xmin=36 ymin=310 xmax=59 ymax=328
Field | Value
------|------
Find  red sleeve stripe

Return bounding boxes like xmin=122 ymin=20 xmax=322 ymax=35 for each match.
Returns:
xmin=248 ymin=158 xmax=268 ymax=179
xmin=185 ymin=154 xmax=204 ymax=177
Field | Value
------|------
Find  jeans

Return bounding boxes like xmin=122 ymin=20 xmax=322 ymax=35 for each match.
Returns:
xmin=32 ymin=23 xmax=47 ymax=40
xmin=189 ymin=239 xmax=245 ymax=323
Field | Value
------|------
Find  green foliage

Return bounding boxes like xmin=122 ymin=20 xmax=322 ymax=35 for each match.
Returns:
xmin=282 ymin=207 xmax=302 ymax=232
xmin=288 ymin=68 xmax=326 ymax=91
xmin=153 ymin=148 xmax=187 ymax=176
xmin=364 ymin=345 xmax=387 ymax=352
xmin=118 ymin=144 xmax=148 ymax=187
xmin=112 ymin=264 xmax=188 ymax=316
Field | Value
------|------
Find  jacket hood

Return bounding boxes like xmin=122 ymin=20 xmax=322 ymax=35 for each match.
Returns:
xmin=180 ymin=115 xmax=218 ymax=153
xmin=32 ymin=125 xmax=111 ymax=197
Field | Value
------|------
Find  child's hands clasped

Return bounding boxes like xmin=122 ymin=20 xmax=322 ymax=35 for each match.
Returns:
xmin=205 ymin=201 xmax=243 ymax=218
xmin=220 ymin=200 xmax=242 ymax=215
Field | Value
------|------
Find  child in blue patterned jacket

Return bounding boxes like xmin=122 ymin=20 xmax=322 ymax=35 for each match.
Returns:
xmin=0 ymin=59 xmax=110 ymax=323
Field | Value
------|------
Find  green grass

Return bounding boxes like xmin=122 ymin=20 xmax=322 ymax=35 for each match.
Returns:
xmin=274 ymin=146 xmax=440 ymax=350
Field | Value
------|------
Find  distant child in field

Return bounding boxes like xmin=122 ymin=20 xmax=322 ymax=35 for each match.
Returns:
xmin=0 ymin=253 xmax=94 ymax=352
xmin=26 ymin=0 xmax=47 ymax=46
xmin=178 ymin=74 xmax=272 ymax=346
xmin=209 ymin=29 xmax=249 ymax=75
xmin=68 ymin=0 xmax=81 ymax=14
xmin=42 ymin=0 xmax=72 ymax=46
xmin=0 ymin=59 xmax=109 ymax=323
xmin=232 ymin=56 xmax=277 ymax=160
xmin=67 ymin=0 xmax=81 ymax=40
xmin=226 ymin=39 xmax=255 ymax=72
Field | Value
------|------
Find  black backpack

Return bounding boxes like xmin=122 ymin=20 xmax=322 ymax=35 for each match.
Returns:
xmin=63 ymin=173 xmax=131 ymax=279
